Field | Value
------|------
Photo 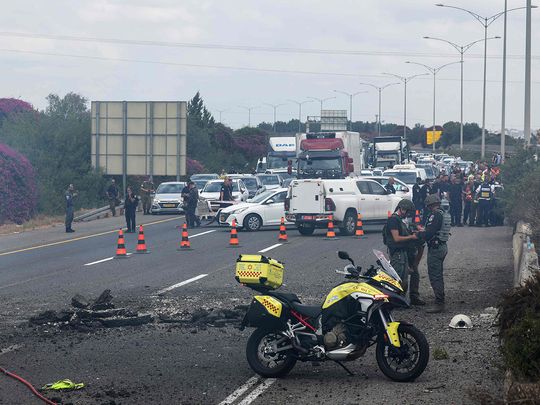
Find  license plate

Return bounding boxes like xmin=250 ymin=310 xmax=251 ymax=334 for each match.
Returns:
xmin=163 ymin=203 xmax=176 ymax=208
xmin=302 ymin=215 xmax=314 ymax=220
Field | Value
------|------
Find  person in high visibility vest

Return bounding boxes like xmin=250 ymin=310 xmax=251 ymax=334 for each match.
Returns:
xmin=475 ymin=178 xmax=495 ymax=227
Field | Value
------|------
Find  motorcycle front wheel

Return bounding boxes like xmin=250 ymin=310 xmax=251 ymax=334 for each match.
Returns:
xmin=376 ymin=323 xmax=429 ymax=382
xmin=246 ymin=328 xmax=297 ymax=378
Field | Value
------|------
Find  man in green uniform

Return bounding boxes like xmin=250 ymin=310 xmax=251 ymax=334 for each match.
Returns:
xmin=419 ymin=194 xmax=451 ymax=313
xmin=140 ymin=177 xmax=155 ymax=215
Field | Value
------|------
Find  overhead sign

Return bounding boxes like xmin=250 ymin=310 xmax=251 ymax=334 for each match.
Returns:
xmin=321 ymin=110 xmax=348 ymax=131
xmin=426 ymin=130 xmax=442 ymax=145
xmin=91 ymin=101 xmax=187 ymax=178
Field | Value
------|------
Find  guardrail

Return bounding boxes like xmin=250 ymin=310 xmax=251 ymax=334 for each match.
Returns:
xmin=74 ymin=201 xmax=124 ymax=222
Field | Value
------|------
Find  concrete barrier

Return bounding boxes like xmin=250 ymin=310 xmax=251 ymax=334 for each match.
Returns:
xmin=513 ymin=221 xmax=539 ymax=286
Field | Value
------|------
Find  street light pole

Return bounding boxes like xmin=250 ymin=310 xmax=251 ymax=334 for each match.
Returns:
xmin=307 ymin=96 xmax=336 ymax=114
xmin=263 ymin=103 xmax=287 ymax=132
xmin=436 ymin=3 xmax=536 ymax=159
xmin=238 ymin=105 xmax=259 ymax=128
xmin=216 ymin=109 xmax=228 ymax=123
xmin=358 ymin=82 xmax=400 ymax=137
xmin=423 ymin=36 xmax=499 ymax=151
xmin=501 ymin=0 xmax=508 ymax=158
xmin=333 ymin=90 xmax=368 ymax=130
xmin=405 ymin=60 xmax=462 ymax=151
xmin=382 ymin=73 xmax=429 ymax=140
xmin=287 ymin=99 xmax=314 ymax=132
xmin=525 ymin=0 xmax=532 ymax=148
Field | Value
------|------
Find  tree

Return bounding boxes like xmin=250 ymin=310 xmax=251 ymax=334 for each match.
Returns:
xmin=0 ymin=98 xmax=33 ymax=122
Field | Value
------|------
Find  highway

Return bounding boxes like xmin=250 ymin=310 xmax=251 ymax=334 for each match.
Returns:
xmin=0 ymin=213 xmax=512 ymax=404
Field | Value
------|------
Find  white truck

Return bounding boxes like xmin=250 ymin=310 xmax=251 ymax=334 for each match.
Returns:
xmin=371 ymin=136 xmax=409 ymax=168
xmin=285 ymin=178 xmax=402 ymax=236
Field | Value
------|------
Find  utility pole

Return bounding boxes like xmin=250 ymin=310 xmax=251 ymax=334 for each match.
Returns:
xmin=238 ymin=105 xmax=259 ymax=127
xmin=307 ymin=96 xmax=336 ymax=115
xmin=359 ymin=82 xmax=400 ymax=137
xmin=524 ymin=0 xmax=532 ymax=147
xmin=287 ymin=99 xmax=313 ymax=132
xmin=263 ymin=103 xmax=287 ymax=132
xmin=333 ymin=90 xmax=368 ymax=130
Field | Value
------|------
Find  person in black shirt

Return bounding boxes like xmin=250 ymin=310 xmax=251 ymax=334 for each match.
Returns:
xmin=106 ymin=179 xmax=119 ymax=217
xmin=385 ymin=177 xmax=396 ymax=194
xmin=412 ymin=177 xmax=423 ymax=211
xmin=124 ymin=186 xmax=139 ymax=232
xmin=448 ymin=176 xmax=464 ymax=226
xmin=220 ymin=177 xmax=234 ymax=201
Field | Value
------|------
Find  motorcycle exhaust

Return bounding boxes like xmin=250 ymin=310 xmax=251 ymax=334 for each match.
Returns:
xmin=325 ymin=344 xmax=358 ymax=361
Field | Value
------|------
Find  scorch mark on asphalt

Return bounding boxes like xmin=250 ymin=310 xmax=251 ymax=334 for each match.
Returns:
xmin=156 ymin=274 xmax=208 ymax=295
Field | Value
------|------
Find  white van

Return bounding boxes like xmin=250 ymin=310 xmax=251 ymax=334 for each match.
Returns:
xmin=383 ymin=168 xmax=426 ymax=187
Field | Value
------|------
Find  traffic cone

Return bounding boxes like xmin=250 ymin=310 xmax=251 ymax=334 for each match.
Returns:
xmin=229 ymin=219 xmax=240 ymax=247
xmin=135 ymin=225 xmax=149 ymax=254
xmin=414 ymin=210 xmax=421 ymax=224
xmin=278 ymin=217 xmax=289 ymax=243
xmin=115 ymin=229 xmax=129 ymax=258
xmin=324 ymin=215 xmax=338 ymax=240
xmin=354 ymin=213 xmax=367 ymax=239
xmin=178 ymin=223 xmax=192 ymax=251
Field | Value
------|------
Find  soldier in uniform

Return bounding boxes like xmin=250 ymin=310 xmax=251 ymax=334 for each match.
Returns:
xmin=418 ymin=194 xmax=451 ymax=313
xmin=140 ymin=177 xmax=155 ymax=215
xmin=65 ymin=184 xmax=77 ymax=233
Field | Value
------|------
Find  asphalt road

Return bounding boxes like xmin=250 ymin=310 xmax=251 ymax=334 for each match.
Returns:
xmin=0 ymin=213 xmax=513 ymax=405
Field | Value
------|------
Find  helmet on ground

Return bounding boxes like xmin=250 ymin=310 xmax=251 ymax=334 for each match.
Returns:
xmin=449 ymin=314 xmax=473 ymax=329
xmin=424 ymin=194 xmax=441 ymax=207
xmin=396 ymin=199 xmax=415 ymax=213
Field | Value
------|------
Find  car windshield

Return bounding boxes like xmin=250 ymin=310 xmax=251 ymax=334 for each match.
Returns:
xmin=384 ymin=171 xmax=417 ymax=185
xmin=298 ymin=157 xmax=341 ymax=171
xmin=249 ymin=190 xmax=276 ymax=203
xmin=372 ymin=249 xmax=401 ymax=282
xmin=267 ymin=156 xmax=296 ymax=169
xmin=203 ymin=181 xmax=240 ymax=193
xmin=156 ymin=183 xmax=185 ymax=194
xmin=193 ymin=180 xmax=208 ymax=189
xmin=239 ymin=178 xmax=258 ymax=189
xmin=258 ymin=175 xmax=280 ymax=185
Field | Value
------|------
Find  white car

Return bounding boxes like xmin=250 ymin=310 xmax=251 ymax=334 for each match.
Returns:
xmin=218 ymin=188 xmax=288 ymax=231
xmin=363 ymin=176 xmax=412 ymax=200
xmin=256 ymin=174 xmax=283 ymax=190
xmin=151 ymin=182 xmax=187 ymax=214
xmin=383 ymin=169 xmax=425 ymax=187
xmin=200 ymin=179 xmax=249 ymax=211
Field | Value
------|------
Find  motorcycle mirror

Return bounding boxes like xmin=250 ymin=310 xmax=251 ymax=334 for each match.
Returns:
xmin=338 ymin=251 xmax=350 ymax=260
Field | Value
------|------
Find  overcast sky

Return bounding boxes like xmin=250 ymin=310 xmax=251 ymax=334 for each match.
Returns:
xmin=1 ymin=0 xmax=538 ymax=131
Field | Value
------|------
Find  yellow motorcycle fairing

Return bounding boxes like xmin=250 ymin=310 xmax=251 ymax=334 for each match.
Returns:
xmin=322 ymin=282 xmax=382 ymax=309
xmin=386 ymin=321 xmax=401 ymax=347
xmin=373 ymin=272 xmax=404 ymax=291
xmin=254 ymin=295 xmax=282 ymax=318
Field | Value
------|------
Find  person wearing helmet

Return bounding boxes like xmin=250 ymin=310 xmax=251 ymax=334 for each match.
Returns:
xmin=418 ymin=194 xmax=451 ymax=313
xmin=384 ymin=199 xmax=424 ymax=305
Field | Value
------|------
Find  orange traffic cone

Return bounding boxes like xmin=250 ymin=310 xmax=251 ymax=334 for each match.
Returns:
xmin=354 ymin=213 xmax=367 ymax=239
xmin=324 ymin=215 xmax=338 ymax=240
xmin=135 ymin=225 xmax=149 ymax=254
xmin=115 ymin=229 xmax=129 ymax=258
xmin=414 ymin=210 xmax=421 ymax=224
xmin=178 ymin=223 xmax=192 ymax=250
xmin=229 ymin=219 xmax=240 ymax=247
xmin=278 ymin=217 xmax=288 ymax=243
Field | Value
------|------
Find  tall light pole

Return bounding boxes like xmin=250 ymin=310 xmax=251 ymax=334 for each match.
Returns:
xmin=307 ymin=96 xmax=336 ymax=114
xmin=405 ymin=61 xmax=462 ymax=151
xmin=436 ymin=3 xmax=536 ymax=159
xmin=238 ymin=105 xmax=259 ymax=128
xmin=382 ymin=72 xmax=429 ymax=140
xmin=423 ymin=36 xmax=499 ymax=151
xmin=525 ymin=0 xmax=533 ymax=148
xmin=287 ymin=99 xmax=313 ymax=132
xmin=358 ymin=82 xmax=400 ymax=137
xmin=263 ymin=103 xmax=287 ymax=132
xmin=333 ymin=90 xmax=368 ymax=131
xmin=216 ymin=109 xmax=228 ymax=123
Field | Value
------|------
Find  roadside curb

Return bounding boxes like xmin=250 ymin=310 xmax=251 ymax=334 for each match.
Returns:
xmin=512 ymin=221 xmax=539 ymax=286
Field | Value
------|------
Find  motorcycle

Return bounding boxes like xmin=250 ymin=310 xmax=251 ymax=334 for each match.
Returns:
xmin=237 ymin=249 xmax=429 ymax=382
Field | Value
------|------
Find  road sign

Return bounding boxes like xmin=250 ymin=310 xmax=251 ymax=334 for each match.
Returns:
xmin=426 ymin=130 xmax=442 ymax=145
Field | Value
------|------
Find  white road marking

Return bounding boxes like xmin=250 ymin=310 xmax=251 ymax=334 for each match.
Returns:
xmin=258 ymin=243 xmax=282 ymax=253
xmin=189 ymin=230 xmax=216 ymax=238
xmin=237 ymin=378 xmax=276 ymax=405
xmin=84 ymin=253 xmax=132 ymax=266
xmin=156 ymin=274 xmax=208 ymax=295
xmin=217 ymin=376 xmax=260 ymax=405
xmin=0 ymin=344 xmax=23 ymax=356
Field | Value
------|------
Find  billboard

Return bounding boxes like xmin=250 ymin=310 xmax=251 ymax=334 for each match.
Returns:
xmin=91 ymin=101 xmax=187 ymax=178
xmin=321 ymin=110 xmax=348 ymax=131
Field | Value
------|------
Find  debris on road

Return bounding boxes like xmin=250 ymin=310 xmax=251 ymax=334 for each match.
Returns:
xmin=157 ymin=306 xmax=245 ymax=328
xmin=432 ymin=348 xmax=449 ymax=360
xmin=449 ymin=314 xmax=473 ymax=329
xmin=42 ymin=379 xmax=85 ymax=391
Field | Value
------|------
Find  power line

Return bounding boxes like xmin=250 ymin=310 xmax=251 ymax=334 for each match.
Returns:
xmin=0 ymin=31 xmax=537 ymax=60
xmin=0 ymin=47 xmax=539 ymax=84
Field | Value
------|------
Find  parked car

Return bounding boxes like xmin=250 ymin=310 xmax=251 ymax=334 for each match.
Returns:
xmin=200 ymin=179 xmax=249 ymax=211
xmin=192 ymin=179 xmax=209 ymax=190
xmin=285 ymin=178 xmax=401 ymax=236
xmin=151 ymin=182 xmax=187 ymax=214
xmin=416 ymin=164 xmax=437 ymax=180
xmin=228 ymin=174 xmax=264 ymax=198
xmin=218 ymin=188 xmax=289 ymax=231
xmin=363 ymin=176 xmax=412 ymax=200
xmin=256 ymin=174 xmax=283 ymax=190
xmin=383 ymin=168 xmax=426 ymax=187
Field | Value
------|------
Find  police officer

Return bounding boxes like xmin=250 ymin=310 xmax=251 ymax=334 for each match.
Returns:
xmin=65 ymin=184 xmax=77 ymax=233
xmin=418 ymin=194 xmax=451 ymax=313
xmin=384 ymin=199 xmax=424 ymax=305
xmin=475 ymin=178 xmax=494 ymax=227
xmin=140 ymin=177 xmax=155 ymax=215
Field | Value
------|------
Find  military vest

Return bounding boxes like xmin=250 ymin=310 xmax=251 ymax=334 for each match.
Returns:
xmin=435 ymin=208 xmax=451 ymax=242
xmin=384 ymin=214 xmax=411 ymax=249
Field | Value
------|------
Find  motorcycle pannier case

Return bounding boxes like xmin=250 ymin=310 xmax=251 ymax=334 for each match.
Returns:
xmin=235 ymin=254 xmax=284 ymax=290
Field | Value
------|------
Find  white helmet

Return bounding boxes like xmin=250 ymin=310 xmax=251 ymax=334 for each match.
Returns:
xmin=449 ymin=314 xmax=473 ymax=329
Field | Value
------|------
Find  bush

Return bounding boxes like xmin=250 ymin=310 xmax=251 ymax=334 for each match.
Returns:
xmin=0 ymin=143 xmax=38 ymax=224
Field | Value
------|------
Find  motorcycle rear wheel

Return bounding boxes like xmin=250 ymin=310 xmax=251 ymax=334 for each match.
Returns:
xmin=246 ymin=328 xmax=297 ymax=378
xmin=376 ymin=323 xmax=429 ymax=382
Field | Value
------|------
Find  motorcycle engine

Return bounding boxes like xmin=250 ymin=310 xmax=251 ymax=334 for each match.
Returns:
xmin=323 ymin=323 xmax=348 ymax=350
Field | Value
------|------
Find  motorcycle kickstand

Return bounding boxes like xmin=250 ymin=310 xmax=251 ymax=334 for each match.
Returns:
xmin=333 ymin=360 xmax=355 ymax=376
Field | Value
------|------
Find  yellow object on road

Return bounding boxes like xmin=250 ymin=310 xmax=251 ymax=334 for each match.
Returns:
xmin=42 ymin=379 xmax=85 ymax=391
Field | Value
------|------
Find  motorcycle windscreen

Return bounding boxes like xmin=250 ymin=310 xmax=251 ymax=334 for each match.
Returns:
xmin=372 ymin=249 xmax=402 ymax=283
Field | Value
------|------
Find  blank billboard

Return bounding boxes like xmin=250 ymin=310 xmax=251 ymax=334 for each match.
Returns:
xmin=91 ymin=101 xmax=187 ymax=177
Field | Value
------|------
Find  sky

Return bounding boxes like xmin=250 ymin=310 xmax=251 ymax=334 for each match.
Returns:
xmin=1 ymin=0 xmax=539 ymax=131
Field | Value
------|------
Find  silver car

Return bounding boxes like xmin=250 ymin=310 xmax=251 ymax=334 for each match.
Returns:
xmin=151 ymin=182 xmax=187 ymax=214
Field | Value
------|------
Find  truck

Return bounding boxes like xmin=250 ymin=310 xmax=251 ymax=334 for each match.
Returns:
xmin=295 ymin=132 xmax=365 ymax=179
xmin=257 ymin=137 xmax=297 ymax=174
xmin=371 ymin=136 xmax=409 ymax=169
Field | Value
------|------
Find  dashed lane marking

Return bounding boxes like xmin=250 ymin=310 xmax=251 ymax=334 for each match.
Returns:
xmin=0 ymin=216 xmax=184 ymax=257
xmin=189 ymin=230 xmax=217 ymax=238
xmin=84 ymin=253 xmax=132 ymax=266
xmin=156 ymin=274 xmax=208 ymax=295
xmin=258 ymin=243 xmax=282 ymax=253
xmin=237 ymin=378 xmax=276 ymax=405
xmin=217 ymin=376 xmax=260 ymax=405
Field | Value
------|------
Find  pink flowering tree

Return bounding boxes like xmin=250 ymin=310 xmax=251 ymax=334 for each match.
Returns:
xmin=187 ymin=158 xmax=205 ymax=176
xmin=0 ymin=144 xmax=37 ymax=224
xmin=0 ymin=98 xmax=33 ymax=121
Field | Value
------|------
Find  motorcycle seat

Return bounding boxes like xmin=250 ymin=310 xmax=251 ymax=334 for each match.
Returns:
xmin=268 ymin=291 xmax=300 ymax=304
xmin=290 ymin=302 xmax=321 ymax=319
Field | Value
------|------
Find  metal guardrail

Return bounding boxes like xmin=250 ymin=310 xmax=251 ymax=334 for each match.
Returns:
xmin=74 ymin=201 xmax=124 ymax=222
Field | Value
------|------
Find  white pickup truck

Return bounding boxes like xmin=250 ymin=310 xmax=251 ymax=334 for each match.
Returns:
xmin=285 ymin=178 xmax=402 ymax=236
